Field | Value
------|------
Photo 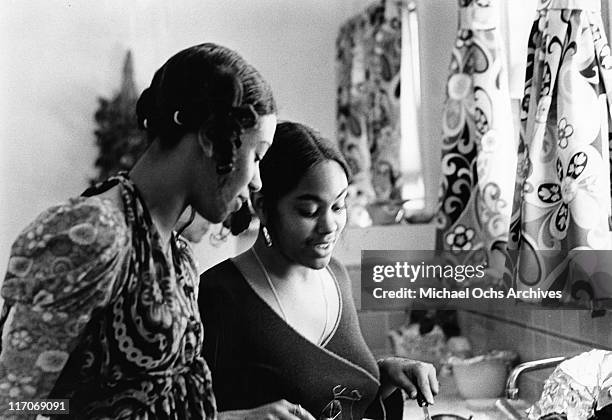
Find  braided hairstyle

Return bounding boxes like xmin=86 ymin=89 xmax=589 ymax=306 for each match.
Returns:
xmin=136 ymin=43 xmax=276 ymax=174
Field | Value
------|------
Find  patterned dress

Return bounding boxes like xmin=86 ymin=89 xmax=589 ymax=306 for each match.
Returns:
xmin=0 ymin=173 xmax=216 ymax=419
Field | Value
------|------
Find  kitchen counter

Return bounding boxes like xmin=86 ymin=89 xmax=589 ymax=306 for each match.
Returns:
xmin=402 ymin=374 xmax=531 ymax=420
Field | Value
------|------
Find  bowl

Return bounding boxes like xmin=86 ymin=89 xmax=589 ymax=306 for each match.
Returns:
xmin=451 ymin=358 xmax=508 ymax=399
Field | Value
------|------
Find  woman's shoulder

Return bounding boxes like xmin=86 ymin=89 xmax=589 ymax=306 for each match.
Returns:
xmin=198 ymin=259 xmax=248 ymax=318
xmin=199 ymin=259 xmax=244 ymax=291
xmin=328 ymin=257 xmax=350 ymax=283
xmin=200 ymin=258 xmax=239 ymax=278
xmin=11 ymin=196 xmax=128 ymax=254
xmin=3 ymin=196 xmax=130 ymax=303
xmin=327 ymin=257 xmax=360 ymax=306
xmin=18 ymin=197 xmax=126 ymax=244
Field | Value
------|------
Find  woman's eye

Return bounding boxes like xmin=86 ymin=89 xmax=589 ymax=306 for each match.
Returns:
xmin=333 ymin=200 xmax=347 ymax=212
xmin=298 ymin=207 xmax=318 ymax=217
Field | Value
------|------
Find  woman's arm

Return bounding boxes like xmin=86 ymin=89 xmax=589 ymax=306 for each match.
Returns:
xmin=0 ymin=200 xmax=127 ymax=416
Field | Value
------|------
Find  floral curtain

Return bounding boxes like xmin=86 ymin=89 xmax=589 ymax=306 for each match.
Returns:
xmin=337 ymin=2 xmax=422 ymax=226
xmin=508 ymin=0 xmax=612 ymax=309
xmin=435 ymin=0 xmax=517 ymax=286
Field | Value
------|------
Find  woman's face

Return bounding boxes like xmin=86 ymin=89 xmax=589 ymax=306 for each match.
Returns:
xmin=195 ymin=114 xmax=276 ymax=223
xmin=269 ymin=160 xmax=349 ymax=269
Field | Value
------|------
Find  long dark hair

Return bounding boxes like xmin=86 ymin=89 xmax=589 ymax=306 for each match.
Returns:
xmin=136 ymin=43 xmax=276 ymax=174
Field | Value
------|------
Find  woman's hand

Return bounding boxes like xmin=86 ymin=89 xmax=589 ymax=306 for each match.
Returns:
xmin=219 ymin=399 xmax=317 ymax=420
xmin=378 ymin=357 xmax=439 ymax=405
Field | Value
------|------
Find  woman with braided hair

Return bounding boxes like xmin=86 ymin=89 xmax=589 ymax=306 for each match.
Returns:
xmin=0 ymin=43 xmax=276 ymax=419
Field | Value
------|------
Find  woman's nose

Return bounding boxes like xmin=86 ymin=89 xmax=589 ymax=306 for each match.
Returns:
xmin=249 ymin=166 xmax=262 ymax=192
xmin=317 ymin=210 xmax=337 ymax=234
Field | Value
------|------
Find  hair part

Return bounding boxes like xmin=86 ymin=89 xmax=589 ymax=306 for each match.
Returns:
xmin=136 ymin=43 xmax=276 ymax=172
xmin=259 ymin=121 xmax=351 ymax=217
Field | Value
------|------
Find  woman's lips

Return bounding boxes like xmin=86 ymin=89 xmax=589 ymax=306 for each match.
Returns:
xmin=310 ymin=239 xmax=336 ymax=256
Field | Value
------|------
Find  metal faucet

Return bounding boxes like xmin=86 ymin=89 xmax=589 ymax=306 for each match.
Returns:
xmin=505 ymin=356 xmax=568 ymax=400
xmin=494 ymin=356 xmax=568 ymax=420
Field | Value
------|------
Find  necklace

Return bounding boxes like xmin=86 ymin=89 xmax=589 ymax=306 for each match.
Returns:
xmin=251 ymin=248 xmax=330 ymax=345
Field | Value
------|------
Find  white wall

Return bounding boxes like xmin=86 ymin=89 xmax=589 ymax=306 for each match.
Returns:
xmin=0 ymin=0 xmax=350 ymax=274
xmin=0 ymin=0 xmax=463 ymax=275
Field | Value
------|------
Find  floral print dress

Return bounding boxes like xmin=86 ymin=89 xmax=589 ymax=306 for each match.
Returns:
xmin=0 ymin=173 xmax=216 ymax=419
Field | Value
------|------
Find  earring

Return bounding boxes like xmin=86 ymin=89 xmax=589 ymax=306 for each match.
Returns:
xmin=173 ymin=110 xmax=183 ymax=126
xmin=262 ymin=225 xmax=273 ymax=248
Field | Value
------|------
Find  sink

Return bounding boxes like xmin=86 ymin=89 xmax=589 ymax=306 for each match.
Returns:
xmin=402 ymin=375 xmax=531 ymax=420
xmin=403 ymin=395 xmax=530 ymax=420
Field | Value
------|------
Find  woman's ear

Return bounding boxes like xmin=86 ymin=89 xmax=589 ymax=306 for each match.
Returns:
xmin=250 ymin=191 xmax=267 ymax=225
xmin=196 ymin=128 xmax=214 ymax=158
